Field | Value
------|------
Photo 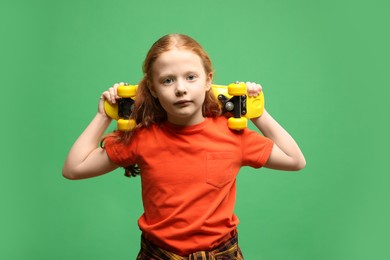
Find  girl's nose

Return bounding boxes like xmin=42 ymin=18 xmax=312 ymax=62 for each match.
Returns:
xmin=175 ymin=80 xmax=187 ymax=96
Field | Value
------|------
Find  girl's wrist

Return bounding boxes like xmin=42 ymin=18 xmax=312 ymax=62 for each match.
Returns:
xmin=95 ymin=112 xmax=112 ymax=123
xmin=250 ymin=109 xmax=270 ymax=134
xmin=251 ymin=109 xmax=268 ymax=122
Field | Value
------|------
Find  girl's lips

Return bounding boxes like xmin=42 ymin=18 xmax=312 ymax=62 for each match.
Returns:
xmin=174 ymin=100 xmax=192 ymax=106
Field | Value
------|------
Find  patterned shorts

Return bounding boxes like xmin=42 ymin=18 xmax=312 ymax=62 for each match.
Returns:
xmin=136 ymin=231 xmax=244 ymax=260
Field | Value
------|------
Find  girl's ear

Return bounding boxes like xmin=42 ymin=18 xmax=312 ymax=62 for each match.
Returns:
xmin=147 ymin=78 xmax=158 ymax=98
xmin=205 ymin=72 xmax=213 ymax=91
xmin=146 ymin=77 xmax=158 ymax=98
xmin=149 ymin=87 xmax=158 ymax=98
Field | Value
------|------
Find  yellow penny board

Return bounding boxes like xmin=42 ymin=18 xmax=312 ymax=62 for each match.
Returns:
xmin=104 ymin=83 xmax=264 ymax=131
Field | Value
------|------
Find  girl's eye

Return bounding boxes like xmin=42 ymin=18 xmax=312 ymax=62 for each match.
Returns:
xmin=162 ymin=78 xmax=174 ymax=85
xmin=187 ymin=75 xmax=197 ymax=81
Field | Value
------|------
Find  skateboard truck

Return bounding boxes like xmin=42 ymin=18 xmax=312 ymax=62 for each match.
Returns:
xmin=218 ymin=93 xmax=247 ymax=116
xmin=217 ymin=82 xmax=248 ymax=130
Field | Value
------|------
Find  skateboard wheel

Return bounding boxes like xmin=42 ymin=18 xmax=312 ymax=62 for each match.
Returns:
xmin=228 ymin=117 xmax=247 ymax=130
xmin=118 ymin=85 xmax=137 ymax=98
xmin=227 ymin=83 xmax=246 ymax=96
xmin=118 ymin=119 xmax=136 ymax=131
xmin=104 ymin=100 xmax=120 ymax=120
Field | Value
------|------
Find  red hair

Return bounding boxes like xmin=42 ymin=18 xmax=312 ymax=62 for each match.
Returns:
xmin=134 ymin=34 xmax=220 ymax=126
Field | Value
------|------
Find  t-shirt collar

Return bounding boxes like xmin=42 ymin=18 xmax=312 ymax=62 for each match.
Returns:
xmin=163 ymin=118 xmax=211 ymax=135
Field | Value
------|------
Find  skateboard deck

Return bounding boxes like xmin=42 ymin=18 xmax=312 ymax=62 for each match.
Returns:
xmin=104 ymin=83 xmax=264 ymax=131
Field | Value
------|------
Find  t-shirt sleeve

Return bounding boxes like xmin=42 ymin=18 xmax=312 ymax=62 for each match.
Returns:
xmin=241 ymin=128 xmax=274 ymax=168
xmin=103 ymin=132 xmax=137 ymax=167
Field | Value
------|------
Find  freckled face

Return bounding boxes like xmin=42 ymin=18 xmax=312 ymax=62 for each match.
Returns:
xmin=151 ymin=49 xmax=212 ymax=126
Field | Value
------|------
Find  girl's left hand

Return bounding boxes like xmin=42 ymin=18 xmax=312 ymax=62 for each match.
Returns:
xmin=245 ymin=82 xmax=263 ymax=97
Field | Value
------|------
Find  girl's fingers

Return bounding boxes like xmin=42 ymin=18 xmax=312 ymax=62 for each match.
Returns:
xmin=100 ymin=83 xmax=123 ymax=104
xmin=246 ymin=82 xmax=262 ymax=97
xmin=98 ymin=82 xmax=125 ymax=115
xmin=109 ymin=86 xmax=117 ymax=104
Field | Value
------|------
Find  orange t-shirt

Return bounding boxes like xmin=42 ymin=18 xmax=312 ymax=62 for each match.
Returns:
xmin=104 ymin=116 xmax=273 ymax=255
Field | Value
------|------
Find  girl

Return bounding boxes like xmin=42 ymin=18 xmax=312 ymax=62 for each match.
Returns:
xmin=63 ymin=34 xmax=306 ymax=259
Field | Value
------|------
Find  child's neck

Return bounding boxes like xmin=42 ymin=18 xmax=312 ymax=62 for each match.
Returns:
xmin=167 ymin=116 xmax=206 ymax=127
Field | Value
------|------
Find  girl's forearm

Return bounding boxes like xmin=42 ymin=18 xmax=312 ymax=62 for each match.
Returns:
xmin=62 ymin=113 xmax=113 ymax=178
xmin=252 ymin=110 xmax=306 ymax=170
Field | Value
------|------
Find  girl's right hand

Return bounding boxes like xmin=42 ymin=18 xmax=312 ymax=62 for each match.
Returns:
xmin=98 ymin=82 xmax=125 ymax=116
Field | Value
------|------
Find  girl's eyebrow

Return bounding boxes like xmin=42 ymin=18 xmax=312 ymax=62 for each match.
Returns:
xmin=158 ymin=71 xmax=198 ymax=78
xmin=158 ymin=74 xmax=175 ymax=79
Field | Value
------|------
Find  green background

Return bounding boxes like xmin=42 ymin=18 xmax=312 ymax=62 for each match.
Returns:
xmin=1 ymin=0 xmax=389 ymax=259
